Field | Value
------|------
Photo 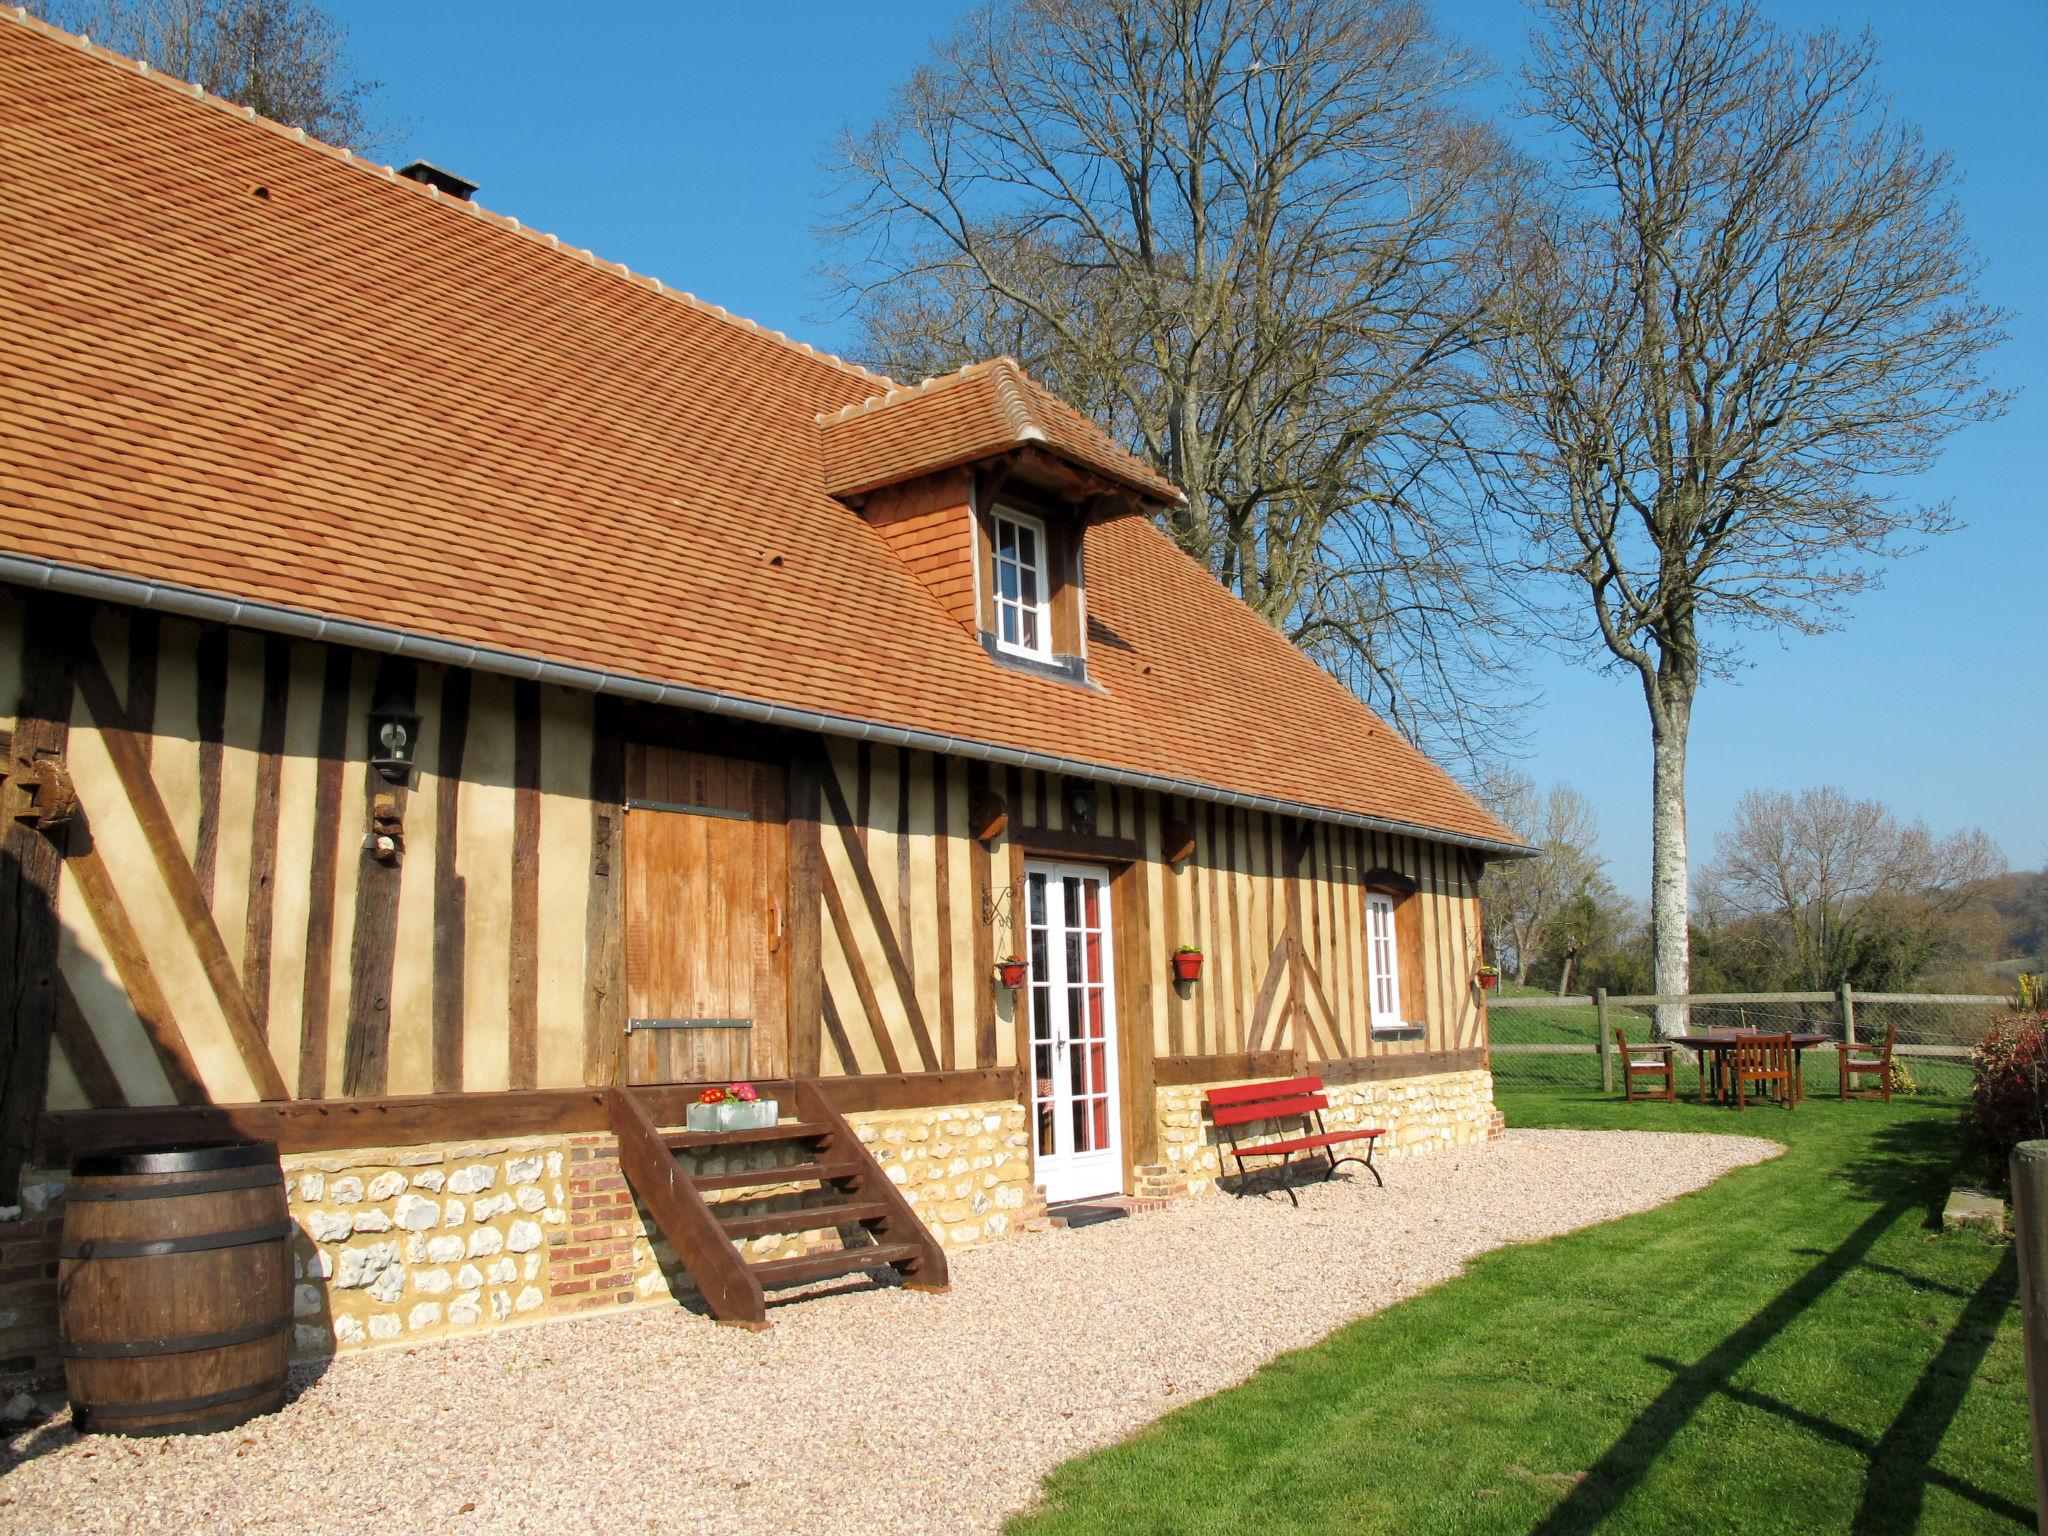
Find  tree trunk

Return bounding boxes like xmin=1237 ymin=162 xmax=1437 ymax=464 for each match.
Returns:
xmin=1557 ymin=947 xmax=1576 ymax=998
xmin=1648 ymin=688 xmax=1693 ymax=1036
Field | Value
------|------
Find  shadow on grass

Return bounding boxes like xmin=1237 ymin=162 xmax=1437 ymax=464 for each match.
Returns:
xmin=1826 ymin=1116 xmax=1966 ymax=1225
xmin=1854 ymin=1246 xmax=2025 ymax=1532
xmin=1528 ymin=1198 xmax=1909 ymax=1536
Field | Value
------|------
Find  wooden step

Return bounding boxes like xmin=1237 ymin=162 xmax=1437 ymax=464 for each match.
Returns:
xmin=749 ymin=1243 xmax=924 ymax=1289
xmin=661 ymin=1120 xmax=832 ymax=1150
xmin=715 ymin=1200 xmax=892 ymax=1240
xmin=689 ymin=1160 xmax=864 ymax=1192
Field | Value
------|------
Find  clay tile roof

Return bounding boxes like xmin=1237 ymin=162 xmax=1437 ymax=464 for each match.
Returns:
xmin=818 ymin=357 xmax=1186 ymax=505
xmin=0 ymin=11 xmax=1520 ymax=853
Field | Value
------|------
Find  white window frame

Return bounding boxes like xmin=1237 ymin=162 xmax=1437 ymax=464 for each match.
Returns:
xmin=1367 ymin=891 xmax=1404 ymax=1031
xmin=991 ymin=507 xmax=1053 ymax=661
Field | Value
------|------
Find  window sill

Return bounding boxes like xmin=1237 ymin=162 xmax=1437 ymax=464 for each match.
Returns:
xmin=1370 ymin=1024 xmax=1426 ymax=1043
xmin=978 ymin=632 xmax=1100 ymax=690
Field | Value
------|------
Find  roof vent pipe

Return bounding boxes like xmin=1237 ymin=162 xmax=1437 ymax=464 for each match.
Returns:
xmin=397 ymin=161 xmax=478 ymax=201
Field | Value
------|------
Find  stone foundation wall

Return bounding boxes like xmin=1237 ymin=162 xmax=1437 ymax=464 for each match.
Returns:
xmin=0 ymin=1098 xmax=1041 ymax=1392
xmin=1 ymin=1075 xmax=1493 ymax=1393
xmin=1137 ymin=1067 xmax=1503 ymax=1198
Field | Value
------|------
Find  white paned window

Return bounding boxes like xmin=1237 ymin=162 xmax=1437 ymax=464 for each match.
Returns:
xmin=992 ymin=509 xmax=1052 ymax=660
xmin=1367 ymin=891 xmax=1403 ymax=1029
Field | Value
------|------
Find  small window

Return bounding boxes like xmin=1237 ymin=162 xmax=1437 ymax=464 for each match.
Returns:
xmin=992 ymin=509 xmax=1052 ymax=660
xmin=1367 ymin=891 xmax=1403 ymax=1029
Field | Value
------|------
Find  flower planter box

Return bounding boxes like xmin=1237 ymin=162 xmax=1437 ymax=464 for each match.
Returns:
xmin=686 ymin=1099 xmax=780 ymax=1133
xmin=1476 ymin=973 xmax=1500 ymax=991
xmin=1172 ymin=952 xmax=1204 ymax=983
xmin=996 ymin=960 xmax=1028 ymax=990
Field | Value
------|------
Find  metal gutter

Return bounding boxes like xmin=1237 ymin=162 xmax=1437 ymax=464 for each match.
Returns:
xmin=0 ymin=553 xmax=1533 ymax=860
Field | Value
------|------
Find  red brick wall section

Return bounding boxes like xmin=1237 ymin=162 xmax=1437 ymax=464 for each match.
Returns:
xmin=0 ymin=1210 xmax=61 ymax=1391
xmin=553 ymin=1135 xmax=645 ymax=1311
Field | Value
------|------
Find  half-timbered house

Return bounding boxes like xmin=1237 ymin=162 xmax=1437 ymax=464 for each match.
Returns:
xmin=0 ymin=11 xmax=1522 ymax=1377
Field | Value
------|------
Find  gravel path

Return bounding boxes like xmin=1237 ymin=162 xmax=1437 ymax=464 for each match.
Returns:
xmin=1 ymin=1128 xmax=1776 ymax=1535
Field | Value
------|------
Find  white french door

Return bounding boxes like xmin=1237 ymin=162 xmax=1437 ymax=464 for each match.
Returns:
xmin=1024 ymin=862 xmax=1122 ymax=1203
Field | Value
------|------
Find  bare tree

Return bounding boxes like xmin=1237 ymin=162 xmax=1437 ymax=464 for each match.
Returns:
xmin=32 ymin=0 xmax=390 ymax=150
xmin=1485 ymin=0 xmax=2007 ymax=1029
xmin=823 ymin=0 xmax=1525 ymax=763
xmin=1703 ymin=787 xmax=2006 ymax=988
xmin=1473 ymin=769 xmax=1607 ymax=985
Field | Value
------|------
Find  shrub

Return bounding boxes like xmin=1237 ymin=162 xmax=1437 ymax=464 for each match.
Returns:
xmin=1961 ymin=1011 xmax=2048 ymax=1182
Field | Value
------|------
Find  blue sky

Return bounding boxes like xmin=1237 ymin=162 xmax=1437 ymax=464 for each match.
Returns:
xmin=340 ymin=1 xmax=2045 ymax=901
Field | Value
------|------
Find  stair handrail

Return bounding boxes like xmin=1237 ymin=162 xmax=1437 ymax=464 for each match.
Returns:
xmin=795 ymin=1078 xmax=950 ymax=1293
xmin=603 ymin=1086 xmax=768 ymax=1328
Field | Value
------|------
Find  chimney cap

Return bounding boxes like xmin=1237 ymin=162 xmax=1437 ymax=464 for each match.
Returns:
xmin=397 ymin=160 xmax=478 ymax=201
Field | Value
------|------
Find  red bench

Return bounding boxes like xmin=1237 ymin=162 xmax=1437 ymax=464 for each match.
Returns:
xmin=1203 ymin=1076 xmax=1383 ymax=1206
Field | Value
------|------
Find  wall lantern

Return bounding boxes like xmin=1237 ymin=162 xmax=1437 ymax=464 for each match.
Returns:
xmin=367 ymin=698 xmax=423 ymax=782
xmin=1063 ymin=777 xmax=1098 ymax=836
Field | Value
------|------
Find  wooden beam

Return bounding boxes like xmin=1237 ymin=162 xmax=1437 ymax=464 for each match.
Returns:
xmin=432 ymin=668 xmax=471 ymax=1093
xmin=53 ymin=973 xmax=126 ymax=1109
xmin=785 ymin=748 xmax=824 ymax=1078
xmin=818 ymin=764 xmax=939 ymax=1072
xmin=1154 ymin=1051 xmax=1302 ymax=1088
xmin=73 ymin=647 xmax=290 ymax=1100
xmin=1243 ymin=937 xmax=1290 ymax=1053
xmin=64 ymin=814 xmax=207 ymax=1104
xmin=296 ymin=647 xmax=355 ymax=1097
xmin=35 ymin=1069 xmax=1026 ymax=1163
xmin=1011 ymin=825 xmax=1141 ymax=864
xmin=819 ymin=990 xmax=859 ymax=1075
xmin=0 ymin=595 xmax=76 ymax=1199
xmin=967 ymin=762 xmax=997 ymax=1067
xmin=122 ymin=612 xmax=157 ymax=763
xmin=192 ymin=626 xmax=228 ymax=903
xmin=508 ymin=680 xmax=542 ymax=1090
xmin=932 ymin=756 xmax=954 ymax=1072
xmin=1317 ymin=1047 xmax=1489 ymax=1086
xmin=820 ymin=870 xmax=904 ymax=1075
xmin=1110 ymin=854 xmax=1158 ymax=1179
xmin=341 ymin=657 xmax=416 ymax=1097
xmin=580 ymin=692 xmax=623 ymax=1089
xmin=239 ymin=634 xmax=291 ymax=1041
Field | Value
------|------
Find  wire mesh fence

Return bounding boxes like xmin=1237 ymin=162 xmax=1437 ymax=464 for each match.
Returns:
xmin=1488 ymin=988 xmax=2013 ymax=1102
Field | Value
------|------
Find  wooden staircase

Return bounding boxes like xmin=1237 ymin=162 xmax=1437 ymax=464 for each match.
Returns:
xmin=604 ymin=1079 xmax=948 ymax=1328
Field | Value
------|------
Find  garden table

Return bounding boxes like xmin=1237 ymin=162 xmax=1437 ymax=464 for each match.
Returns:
xmin=1670 ymin=1031 xmax=1833 ymax=1105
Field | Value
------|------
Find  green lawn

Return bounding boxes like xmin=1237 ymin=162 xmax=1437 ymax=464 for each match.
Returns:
xmin=1012 ymin=1091 xmax=2029 ymax=1535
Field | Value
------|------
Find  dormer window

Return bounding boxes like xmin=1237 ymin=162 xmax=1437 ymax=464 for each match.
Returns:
xmin=992 ymin=509 xmax=1052 ymax=660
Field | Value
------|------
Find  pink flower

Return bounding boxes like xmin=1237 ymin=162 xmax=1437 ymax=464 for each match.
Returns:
xmin=732 ymin=1083 xmax=758 ymax=1103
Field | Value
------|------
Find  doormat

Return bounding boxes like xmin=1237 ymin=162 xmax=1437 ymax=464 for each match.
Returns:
xmin=1045 ymin=1195 xmax=1175 ymax=1229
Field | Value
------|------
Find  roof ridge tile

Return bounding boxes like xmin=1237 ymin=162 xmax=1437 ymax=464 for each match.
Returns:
xmin=0 ymin=4 xmax=895 ymax=393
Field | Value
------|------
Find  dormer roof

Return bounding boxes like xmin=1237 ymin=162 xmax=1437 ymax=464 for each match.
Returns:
xmin=818 ymin=358 xmax=1185 ymax=506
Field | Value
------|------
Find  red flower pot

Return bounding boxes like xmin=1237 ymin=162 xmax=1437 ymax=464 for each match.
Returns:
xmin=1172 ymin=952 xmax=1203 ymax=983
xmin=1477 ymin=972 xmax=1500 ymax=991
xmin=996 ymin=960 xmax=1028 ymax=990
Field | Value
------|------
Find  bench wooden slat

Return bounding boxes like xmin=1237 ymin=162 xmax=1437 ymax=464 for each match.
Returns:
xmin=1205 ymin=1076 xmax=1324 ymax=1107
xmin=1209 ymin=1093 xmax=1328 ymax=1127
xmin=1235 ymin=1128 xmax=1382 ymax=1159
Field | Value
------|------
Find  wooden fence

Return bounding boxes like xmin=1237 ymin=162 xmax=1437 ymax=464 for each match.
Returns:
xmin=1488 ymin=984 xmax=2013 ymax=1095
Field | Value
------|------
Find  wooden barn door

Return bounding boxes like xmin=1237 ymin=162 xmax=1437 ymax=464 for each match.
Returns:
xmin=622 ymin=746 xmax=789 ymax=1085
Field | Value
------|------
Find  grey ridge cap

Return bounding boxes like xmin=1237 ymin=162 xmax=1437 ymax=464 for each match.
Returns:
xmin=0 ymin=551 xmax=1533 ymax=860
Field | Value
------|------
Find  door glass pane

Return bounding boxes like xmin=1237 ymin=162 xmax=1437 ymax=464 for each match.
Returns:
xmin=1028 ymin=873 xmax=1046 ymax=926
xmin=1092 ymin=1094 xmax=1110 ymax=1148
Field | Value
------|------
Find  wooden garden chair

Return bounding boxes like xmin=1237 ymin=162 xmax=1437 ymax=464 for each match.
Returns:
xmin=1731 ymin=1034 xmax=1795 ymax=1111
xmin=1839 ymin=1022 xmax=1898 ymax=1103
xmin=1614 ymin=1027 xmax=1676 ymax=1102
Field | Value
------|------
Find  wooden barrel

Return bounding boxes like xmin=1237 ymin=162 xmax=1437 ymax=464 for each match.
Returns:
xmin=58 ymin=1141 xmax=293 ymax=1436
